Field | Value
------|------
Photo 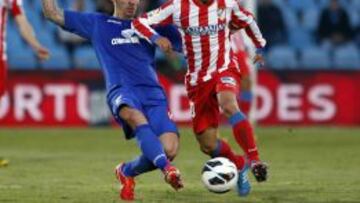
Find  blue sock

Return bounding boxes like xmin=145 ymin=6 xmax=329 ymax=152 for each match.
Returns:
xmin=229 ymin=111 xmax=247 ymax=126
xmin=122 ymin=155 xmax=157 ymax=177
xmin=211 ymin=140 xmax=222 ymax=158
xmin=135 ymin=124 xmax=169 ymax=171
xmin=240 ymin=91 xmax=253 ymax=102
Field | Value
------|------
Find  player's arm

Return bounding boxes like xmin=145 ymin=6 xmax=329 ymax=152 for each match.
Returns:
xmin=132 ymin=0 xmax=175 ymax=53
xmin=12 ymin=1 xmax=49 ymax=60
xmin=42 ymin=0 xmax=64 ymax=27
xmin=230 ymin=5 xmax=266 ymax=66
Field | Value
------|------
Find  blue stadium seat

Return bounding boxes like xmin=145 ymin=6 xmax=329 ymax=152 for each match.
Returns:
xmin=300 ymin=47 xmax=331 ymax=69
xmin=74 ymin=46 xmax=100 ymax=69
xmin=8 ymin=46 xmax=38 ymax=70
xmin=267 ymin=46 xmax=298 ymax=69
xmin=40 ymin=45 xmax=71 ymax=70
xmin=333 ymin=44 xmax=360 ymax=69
xmin=288 ymin=0 xmax=316 ymax=11
xmin=302 ymin=9 xmax=320 ymax=32
xmin=289 ymin=28 xmax=314 ymax=51
xmin=280 ymin=8 xmax=299 ymax=30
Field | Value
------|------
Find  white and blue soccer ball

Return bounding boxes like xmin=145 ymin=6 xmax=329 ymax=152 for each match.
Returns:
xmin=201 ymin=157 xmax=239 ymax=194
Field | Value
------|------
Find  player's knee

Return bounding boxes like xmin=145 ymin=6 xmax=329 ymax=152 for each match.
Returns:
xmin=162 ymin=136 xmax=179 ymax=161
xmin=119 ymin=107 xmax=147 ymax=127
xmin=165 ymin=146 xmax=178 ymax=161
xmin=199 ymin=141 xmax=217 ymax=156
xmin=220 ymin=100 xmax=239 ymax=117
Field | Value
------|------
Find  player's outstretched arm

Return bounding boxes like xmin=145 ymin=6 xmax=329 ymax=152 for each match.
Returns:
xmin=42 ymin=0 xmax=64 ymax=27
xmin=230 ymin=6 xmax=266 ymax=67
xmin=132 ymin=0 xmax=174 ymax=50
xmin=15 ymin=14 xmax=49 ymax=61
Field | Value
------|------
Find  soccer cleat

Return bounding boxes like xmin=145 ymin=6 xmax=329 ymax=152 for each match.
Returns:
xmin=115 ymin=163 xmax=135 ymax=201
xmin=0 ymin=158 xmax=9 ymax=168
xmin=237 ymin=164 xmax=251 ymax=197
xmin=251 ymin=161 xmax=268 ymax=182
xmin=163 ymin=165 xmax=184 ymax=191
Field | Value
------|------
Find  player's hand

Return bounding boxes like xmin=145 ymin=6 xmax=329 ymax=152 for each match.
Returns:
xmin=35 ymin=46 xmax=50 ymax=61
xmin=155 ymin=37 xmax=173 ymax=54
xmin=253 ymin=48 xmax=265 ymax=68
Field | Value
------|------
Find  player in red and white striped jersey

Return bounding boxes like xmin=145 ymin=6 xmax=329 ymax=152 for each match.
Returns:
xmin=231 ymin=31 xmax=253 ymax=117
xmin=132 ymin=0 xmax=268 ymax=196
xmin=230 ymin=7 xmax=259 ymax=118
xmin=0 ymin=0 xmax=49 ymax=169
xmin=0 ymin=0 xmax=49 ymax=97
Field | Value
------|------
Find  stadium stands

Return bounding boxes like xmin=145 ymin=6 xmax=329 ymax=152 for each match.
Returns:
xmin=6 ymin=0 xmax=360 ymax=70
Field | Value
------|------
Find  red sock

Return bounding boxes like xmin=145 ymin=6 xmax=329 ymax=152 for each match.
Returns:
xmin=214 ymin=139 xmax=246 ymax=170
xmin=232 ymin=120 xmax=260 ymax=162
xmin=239 ymin=100 xmax=251 ymax=117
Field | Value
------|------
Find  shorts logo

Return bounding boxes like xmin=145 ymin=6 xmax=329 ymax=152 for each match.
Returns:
xmin=220 ymin=77 xmax=236 ymax=86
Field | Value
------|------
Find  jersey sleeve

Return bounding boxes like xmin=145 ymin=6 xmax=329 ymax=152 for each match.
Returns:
xmin=155 ymin=25 xmax=182 ymax=52
xmin=10 ymin=0 xmax=23 ymax=17
xmin=63 ymin=10 xmax=96 ymax=40
xmin=230 ymin=4 xmax=266 ymax=48
xmin=132 ymin=0 xmax=175 ymax=43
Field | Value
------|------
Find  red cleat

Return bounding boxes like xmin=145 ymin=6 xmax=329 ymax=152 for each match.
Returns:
xmin=115 ymin=163 xmax=135 ymax=201
xmin=163 ymin=165 xmax=184 ymax=191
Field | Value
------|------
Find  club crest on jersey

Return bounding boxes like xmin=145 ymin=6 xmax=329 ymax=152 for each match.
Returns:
xmin=220 ymin=77 xmax=237 ymax=86
xmin=184 ymin=23 xmax=226 ymax=36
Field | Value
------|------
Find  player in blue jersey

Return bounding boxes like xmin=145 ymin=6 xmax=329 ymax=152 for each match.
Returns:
xmin=42 ymin=0 xmax=183 ymax=200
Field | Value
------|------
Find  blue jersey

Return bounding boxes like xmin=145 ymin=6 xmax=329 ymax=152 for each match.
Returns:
xmin=63 ymin=11 xmax=182 ymax=91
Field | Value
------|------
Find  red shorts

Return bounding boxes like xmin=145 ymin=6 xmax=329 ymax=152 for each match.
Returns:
xmin=0 ymin=60 xmax=7 ymax=97
xmin=234 ymin=50 xmax=250 ymax=77
xmin=187 ymin=69 xmax=240 ymax=134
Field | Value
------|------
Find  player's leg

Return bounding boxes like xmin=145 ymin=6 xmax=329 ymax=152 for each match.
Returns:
xmin=239 ymin=75 xmax=253 ymax=117
xmin=216 ymin=72 xmax=268 ymax=183
xmin=195 ymin=127 xmax=246 ymax=170
xmin=119 ymin=106 xmax=170 ymax=171
xmin=236 ymin=51 xmax=253 ymax=117
xmin=146 ymin=104 xmax=183 ymax=189
xmin=0 ymin=61 xmax=7 ymax=97
xmin=188 ymin=82 xmax=250 ymax=196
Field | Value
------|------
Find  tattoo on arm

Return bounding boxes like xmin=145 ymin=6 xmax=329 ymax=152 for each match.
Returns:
xmin=42 ymin=0 xmax=64 ymax=26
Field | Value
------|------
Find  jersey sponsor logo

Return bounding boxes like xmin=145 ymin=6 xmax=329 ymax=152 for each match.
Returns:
xmin=220 ymin=77 xmax=237 ymax=86
xmin=184 ymin=23 xmax=226 ymax=36
xmin=111 ymin=29 xmax=140 ymax=45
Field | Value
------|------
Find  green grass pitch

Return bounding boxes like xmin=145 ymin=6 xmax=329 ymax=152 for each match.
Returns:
xmin=1 ymin=127 xmax=360 ymax=203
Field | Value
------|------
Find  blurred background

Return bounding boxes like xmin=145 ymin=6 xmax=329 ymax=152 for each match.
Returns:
xmin=1 ymin=0 xmax=360 ymax=126
xmin=1 ymin=1 xmax=360 ymax=202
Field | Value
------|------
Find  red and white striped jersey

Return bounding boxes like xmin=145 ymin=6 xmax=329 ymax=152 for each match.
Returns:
xmin=133 ymin=0 xmax=266 ymax=87
xmin=0 ymin=0 xmax=23 ymax=61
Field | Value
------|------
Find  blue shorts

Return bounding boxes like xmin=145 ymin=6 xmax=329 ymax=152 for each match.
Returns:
xmin=107 ymin=85 xmax=178 ymax=140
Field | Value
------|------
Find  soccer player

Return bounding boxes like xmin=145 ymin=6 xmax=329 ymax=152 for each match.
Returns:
xmin=230 ymin=10 xmax=258 ymax=117
xmin=42 ymin=0 xmax=183 ymax=201
xmin=0 ymin=0 xmax=49 ymax=97
xmin=132 ymin=0 xmax=268 ymax=196
xmin=232 ymin=32 xmax=253 ymax=117
xmin=0 ymin=0 xmax=50 ymax=169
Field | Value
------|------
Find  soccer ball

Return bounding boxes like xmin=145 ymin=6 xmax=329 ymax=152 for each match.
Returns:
xmin=201 ymin=157 xmax=238 ymax=194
